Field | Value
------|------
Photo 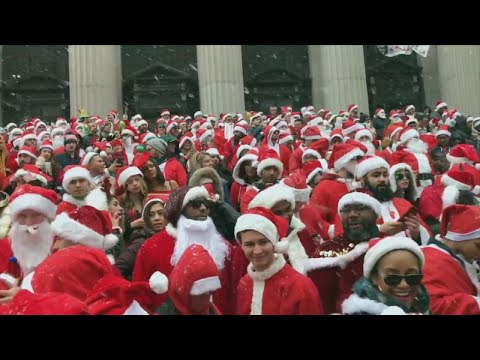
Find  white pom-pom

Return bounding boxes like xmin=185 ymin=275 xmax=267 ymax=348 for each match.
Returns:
xmin=100 ymin=151 xmax=107 ymax=158
xmin=149 ymin=271 xmax=168 ymax=294
xmin=274 ymin=240 xmax=290 ymax=254
xmin=380 ymin=306 xmax=406 ymax=315
xmin=475 ymin=163 xmax=480 ymax=171
xmin=103 ymin=234 xmax=119 ymax=250
xmin=106 ymin=254 xmax=116 ymax=265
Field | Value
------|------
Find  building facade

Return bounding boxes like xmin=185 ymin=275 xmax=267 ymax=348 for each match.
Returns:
xmin=0 ymin=45 xmax=479 ymax=125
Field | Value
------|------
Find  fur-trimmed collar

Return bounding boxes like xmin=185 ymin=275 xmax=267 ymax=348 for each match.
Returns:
xmin=247 ymin=254 xmax=286 ymax=282
xmin=285 ymin=216 xmax=308 ymax=274
xmin=342 ymin=293 xmax=399 ymax=315
xmin=62 ymin=193 xmax=87 ymax=207
xmin=165 ymin=223 xmax=177 ymax=238
xmin=189 ymin=167 xmax=224 ymax=202
xmin=288 ymin=215 xmax=306 ymax=237
xmin=304 ymin=241 xmax=369 ymax=272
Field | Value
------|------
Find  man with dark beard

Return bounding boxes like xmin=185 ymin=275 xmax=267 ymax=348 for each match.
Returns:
xmin=0 ymin=185 xmax=59 ymax=303
xmin=132 ymin=185 xmax=234 ymax=314
xmin=305 ymin=190 xmax=384 ymax=314
xmin=352 ymin=156 xmax=432 ymax=245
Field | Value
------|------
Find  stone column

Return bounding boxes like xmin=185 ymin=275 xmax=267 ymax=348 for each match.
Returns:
xmin=68 ymin=45 xmax=122 ymax=118
xmin=437 ymin=45 xmax=480 ymax=115
xmin=309 ymin=45 xmax=369 ymax=113
xmin=418 ymin=45 xmax=440 ymax=109
xmin=196 ymin=45 xmax=245 ymax=115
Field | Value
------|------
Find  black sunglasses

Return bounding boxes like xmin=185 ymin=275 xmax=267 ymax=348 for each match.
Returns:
xmin=382 ymin=274 xmax=423 ymax=287
xmin=395 ymin=171 xmax=412 ymax=181
xmin=188 ymin=198 xmax=213 ymax=209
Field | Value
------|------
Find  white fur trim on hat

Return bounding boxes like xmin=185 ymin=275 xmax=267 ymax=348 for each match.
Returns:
xmin=190 ymin=276 xmax=221 ymax=295
xmin=363 ymin=236 xmax=424 ymax=278
xmin=181 ymin=186 xmax=210 ymax=209
xmin=399 ymin=128 xmax=420 ymax=144
xmin=306 ymin=168 xmax=323 ymax=184
xmin=440 ymin=174 xmax=472 ymax=191
xmin=0 ymin=273 xmax=18 ymax=288
xmin=81 ymin=151 xmax=99 ymax=166
xmin=236 ymin=145 xmax=253 ymax=159
xmin=18 ymin=148 xmax=37 ymax=159
xmin=338 ymin=192 xmax=382 ymax=219
xmin=9 ymin=193 xmax=56 ymax=221
xmin=121 ymin=129 xmax=135 ymax=137
xmin=166 ymin=122 xmax=178 ymax=134
xmin=118 ymin=167 xmax=143 ymax=188
xmin=149 ymin=271 xmax=168 ymax=294
xmin=278 ymin=134 xmax=294 ymax=145
xmin=445 ymin=228 xmax=480 ymax=241
xmin=136 ymin=119 xmax=148 ymax=128
xmin=406 ymin=118 xmax=418 ymax=126
xmin=198 ymin=129 xmax=213 ymax=143
xmin=442 ymin=185 xmax=460 ymax=209
xmin=161 ymin=110 xmax=170 ymax=116
xmin=62 ymin=167 xmax=94 ymax=189
xmin=256 ymin=157 xmax=283 ymax=177
xmin=205 ymin=147 xmax=223 ymax=159
xmin=355 ymin=156 xmax=390 ymax=179
xmin=50 ymin=212 xmax=118 ymax=250
xmin=342 ymin=123 xmax=364 ymax=136
xmin=354 ymin=129 xmax=373 ymax=142
xmin=334 ymin=148 xmax=364 ymax=172
xmin=302 ymin=149 xmax=322 ymax=162
xmin=435 ymin=102 xmax=448 ymax=111
xmin=194 ymin=111 xmax=203 ymax=118
xmin=233 ymin=125 xmax=247 ymax=135
xmin=389 ymin=163 xmax=418 ymax=198
xmin=179 ymin=136 xmax=194 ymax=149
xmin=279 ymin=180 xmax=311 ymax=204
xmin=232 ymin=154 xmax=257 ymax=186
xmin=405 ymin=105 xmax=415 ymax=113
xmin=435 ymin=129 xmax=451 ymax=138
xmin=15 ymin=168 xmax=48 ymax=186
xmin=131 ymin=114 xmax=142 ymax=122
xmin=446 ymin=153 xmax=471 ymax=165
xmin=248 ymin=184 xmax=295 ymax=210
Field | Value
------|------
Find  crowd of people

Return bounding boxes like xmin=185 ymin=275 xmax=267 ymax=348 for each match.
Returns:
xmin=0 ymin=101 xmax=479 ymax=315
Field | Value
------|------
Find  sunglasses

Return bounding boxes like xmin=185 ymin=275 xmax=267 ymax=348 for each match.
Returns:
xmin=395 ymin=171 xmax=412 ymax=181
xmin=382 ymin=273 xmax=423 ymax=287
xmin=188 ymin=198 xmax=213 ymax=209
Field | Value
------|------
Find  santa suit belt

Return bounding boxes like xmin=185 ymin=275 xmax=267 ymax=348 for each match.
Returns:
xmin=417 ymin=173 xmax=434 ymax=181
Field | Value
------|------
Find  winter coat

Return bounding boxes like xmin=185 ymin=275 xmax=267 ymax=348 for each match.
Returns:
xmin=55 ymin=152 xmax=81 ymax=170
xmin=371 ymin=116 xmax=387 ymax=139
xmin=115 ymin=227 xmax=155 ymax=280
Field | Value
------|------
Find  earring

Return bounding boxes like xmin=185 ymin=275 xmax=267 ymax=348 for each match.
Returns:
xmin=377 ymin=285 xmax=383 ymax=293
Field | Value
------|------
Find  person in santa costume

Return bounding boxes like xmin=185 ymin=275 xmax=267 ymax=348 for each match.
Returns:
xmin=342 ymin=236 xmax=430 ymax=315
xmin=347 ymin=155 xmax=432 ymax=245
xmin=132 ymin=185 xmax=234 ymax=313
xmin=224 ymin=122 xmax=248 ymax=169
xmin=434 ymin=125 xmax=452 ymax=154
xmin=0 ymin=185 xmax=59 ymax=303
xmin=133 ymin=152 xmax=178 ymax=195
xmin=225 ymin=134 xmax=256 ymax=172
xmin=310 ymin=142 xmax=365 ymax=231
xmin=35 ymin=140 xmax=61 ymax=184
xmin=55 ymin=133 xmax=82 ymax=170
xmin=56 ymin=165 xmax=108 ymax=215
xmin=288 ymin=125 xmax=323 ymax=173
xmin=234 ymin=207 xmax=323 ymax=315
xmin=158 ymin=135 xmax=188 ymax=187
xmin=419 ymin=168 xmax=478 ymax=235
xmin=305 ymin=190 xmax=385 ymax=313
xmin=258 ymin=125 xmax=291 ymax=177
xmin=230 ymin=151 xmax=259 ymax=212
xmin=155 ymin=244 xmax=222 ymax=315
xmin=81 ymin=151 xmax=117 ymax=187
xmin=302 ymin=160 xmax=327 ymax=190
xmin=389 ymin=163 xmax=419 ymax=205
xmin=422 ymin=204 xmax=480 ymax=314
xmin=446 ymin=143 xmax=480 ymax=187
xmin=120 ymin=126 xmax=139 ymax=165
xmin=371 ymin=108 xmax=387 ymax=139
xmin=240 ymin=149 xmax=283 ymax=213
xmin=379 ymin=124 xmax=404 ymax=163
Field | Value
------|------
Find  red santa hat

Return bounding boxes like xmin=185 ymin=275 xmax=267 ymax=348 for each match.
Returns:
xmin=81 ymin=151 xmax=100 ymax=166
xmin=18 ymin=145 xmax=38 ymax=159
xmin=20 ymin=132 xmax=37 ymax=147
xmin=374 ymin=108 xmax=385 ymax=116
xmin=249 ymin=183 xmax=295 ymax=211
xmin=233 ymin=123 xmax=248 ymax=135
xmin=62 ymin=165 xmax=94 ymax=189
xmin=161 ymin=108 xmax=170 ymax=116
xmin=435 ymin=125 xmax=451 ymax=138
xmin=232 ymin=153 xmax=258 ymax=186
xmin=389 ymin=163 xmax=419 ymax=197
xmin=51 ymin=206 xmax=118 ymax=250
xmin=398 ymin=127 xmax=420 ymax=144
xmin=141 ymin=194 xmax=169 ymax=220
xmin=121 ymin=126 xmax=138 ymax=140
xmin=441 ymin=170 xmax=477 ymax=209
xmin=221 ymin=113 xmax=233 ymax=122
xmin=15 ymin=164 xmax=53 ymax=186
xmin=405 ymin=118 xmax=418 ymax=126
xmin=205 ymin=147 xmax=224 ymax=160
xmin=301 ymin=125 xmax=322 ymax=140
xmin=39 ymin=139 xmax=54 ymax=152
xmin=178 ymin=185 xmax=210 ymax=210
xmin=280 ymin=170 xmax=311 ymax=203
xmin=116 ymin=166 xmax=143 ymax=189
xmin=131 ymin=152 xmax=151 ymax=171
xmin=440 ymin=204 xmax=480 ymax=241
xmin=354 ymin=128 xmax=374 ymax=142
xmin=329 ymin=129 xmax=344 ymax=142
xmin=9 ymin=184 xmax=59 ymax=221
xmin=328 ymin=143 xmax=365 ymax=172
xmin=355 ymin=155 xmax=390 ymax=179
xmin=363 ymin=236 xmax=424 ymax=278
xmin=193 ymin=111 xmax=203 ymax=118
xmin=348 ymin=104 xmax=358 ymax=113
xmin=164 ymin=120 xmax=178 ymax=134
xmin=196 ymin=128 xmax=213 ymax=143
xmin=447 ymin=144 xmax=480 ymax=170
xmin=444 ymin=109 xmax=461 ymax=127
xmin=239 ymin=133 xmax=257 ymax=147
xmin=429 ymin=117 xmax=443 ymax=128
xmin=51 ymin=127 xmax=65 ymax=138
xmin=235 ymin=207 xmax=290 ymax=254
xmin=435 ymin=101 xmax=448 ymax=112
xmin=136 ymin=119 xmax=149 ymax=128
xmin=131 ymin=114 xmax=143 ymax=122
xmin=278 ymin=131 xmax=294 ymax=145
xmin=251 ymin=112 xmax=262 ymax=121
xmin=302 ymin=148 xmax=322 ymax=162
xmin=337 ymin=190 xmax=382 ymax=219
xmin=5 ymin=122 xmax=18 ymax=132
xmin=179 ymin=135 xmax=194 ymax=149
xmin=405 ymin=105 xmax=415 ymax=113
xmin=342 ymin=119 xmax=364 ymax=136
xmin=92 ymin=141 xmax=109 ymax=157
xmin=303 ymin=160 xmax=327 ymax=184
xmin=254 ymin=148 xmax=283 ymax=176
xmin=110 ymin=139 xmax=123 ymax=149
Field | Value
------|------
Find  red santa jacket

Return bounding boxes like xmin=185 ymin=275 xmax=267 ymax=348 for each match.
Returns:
xmin=163 ymin=158 xmax=187 ymax=187
xmin=56 ymin=188 xmax=108 ymax=215
xmin=298 ymin=205 xmax=331 ymax=254
xmin=289 ymin=145 xmax=306 ymax=173
xmin=423 ymin=242 xmax=480 ymax=315
xmin=0 ymin=238 xmax=22 ymax=282
xmin=310 ymin=173 xmax=351 ymax=226
xmin=240 ymin=185 xmax=261 ymax=214
xmin=305 ymin=235 xmax=372 ymax=314
xmin=132 ymin=223 xmax=234 ymax=314
xmin=450 ymin=163 xmax=480 ymax=187
xmin=236 ymin=255 xmax=323 ymax=315
xmin=230 ymin=181 xmax=248 ymax=212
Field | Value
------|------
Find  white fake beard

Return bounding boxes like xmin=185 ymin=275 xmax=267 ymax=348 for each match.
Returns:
xmin=377 ymin=112 xmax=386 ymax=119
xmin=53 ymin=136 xmax=64 ymax=150
xmin=224 ymin=123 xmax=234 ymax=140
xmin=361 ymin=140 xmax=376 ymax=155
xmin=171 ymin=215 xmax=228 ymax=270
xmin=9 ymin=219 xmax=54 ymax=275
xmin=124 ymin=137 xmax=133 ymax=147
xmin=406 ymin=138 xmax=428 ymax=154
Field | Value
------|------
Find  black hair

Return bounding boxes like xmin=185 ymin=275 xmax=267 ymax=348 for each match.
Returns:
xmin=142 ymin=160 xmax=166 ymax=190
